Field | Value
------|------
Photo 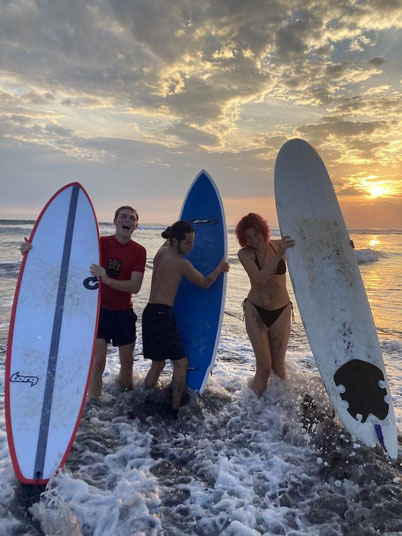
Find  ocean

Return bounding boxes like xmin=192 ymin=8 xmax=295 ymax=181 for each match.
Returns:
xmin=0 ymin=220 xmax=401 ymax=536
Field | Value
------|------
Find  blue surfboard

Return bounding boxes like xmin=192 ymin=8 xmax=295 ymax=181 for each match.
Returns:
xmin=174 ymin=170 xmax=227 ymax=392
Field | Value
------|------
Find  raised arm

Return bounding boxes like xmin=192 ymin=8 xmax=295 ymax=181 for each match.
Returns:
xmin=181 ymin=257 xmax=229 ymax=289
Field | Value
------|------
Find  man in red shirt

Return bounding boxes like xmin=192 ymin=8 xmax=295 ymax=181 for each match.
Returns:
xmin=88 ymin=206 xmax=146 ymax=404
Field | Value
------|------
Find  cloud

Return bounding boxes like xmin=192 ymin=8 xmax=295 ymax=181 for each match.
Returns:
xmin=276 ymin=10 xmax=324 ymax=60
xmin=331 ymin=91 xmax=402 ymax=118
xmin=297 ymin=116 xmax=387 ymax=142
xmin=368 ymin=56 xmax=387 ymax=67
xmin=165 ymin=121 xmax=221 ymax=147
xmin=1 ymin=0 xmax=400 ymax=129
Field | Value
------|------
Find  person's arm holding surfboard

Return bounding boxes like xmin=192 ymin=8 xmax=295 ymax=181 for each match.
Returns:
xmin=89 ymin=264 xmax=144 ymax=294
xmin=238 ymin=236 xmax=294 ymax=284
xmin=21 ymin=240 xmax=145 ymax=294
xmin=181 ymin=257 xmax=229 ymax=289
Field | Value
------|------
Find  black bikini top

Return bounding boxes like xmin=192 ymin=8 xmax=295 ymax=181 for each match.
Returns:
xmin=254 ymin=243 xmax=286 ymax=275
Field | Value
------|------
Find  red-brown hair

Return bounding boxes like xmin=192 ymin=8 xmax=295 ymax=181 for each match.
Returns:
xmin=235 ymin=213 xmax=270 ymax=247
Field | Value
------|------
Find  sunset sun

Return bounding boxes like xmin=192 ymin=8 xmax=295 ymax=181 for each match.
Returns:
xmin=367 ymin=183 xmax=391 ymax=198
xmin=369 ymin=184 xmax=390 ymax=198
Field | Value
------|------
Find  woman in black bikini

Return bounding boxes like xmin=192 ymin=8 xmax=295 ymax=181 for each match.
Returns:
xmin=236 ymin=213 xmax=295 ymax=396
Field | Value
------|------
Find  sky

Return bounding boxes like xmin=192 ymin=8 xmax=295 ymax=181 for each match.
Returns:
xmin=1 ymin=0 xmax=401 ymax=228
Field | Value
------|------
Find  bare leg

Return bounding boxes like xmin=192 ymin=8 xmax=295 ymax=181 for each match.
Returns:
xmin=88 ymin=338 xmax=107 ymax=400
xmin=171 ymin=357 xmax=188 ymax=409
xmin=269 ymin=303 xmax=291 ymax=380
xmin=118 ymin=342 xmax=135 ymax=390
xmin=244 ymin=300 xmax=272 ymax=397
xmin=145 ymin=360 xmax=166 ymax=388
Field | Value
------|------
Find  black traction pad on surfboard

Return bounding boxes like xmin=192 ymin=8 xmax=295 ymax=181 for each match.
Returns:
xmin=334 ymin=359 xmax=389 ymax=423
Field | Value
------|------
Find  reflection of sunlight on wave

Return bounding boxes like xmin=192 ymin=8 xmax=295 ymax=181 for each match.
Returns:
xmin=369 ymin=237 xmax=381 ymax=248
xmin=363 ymin=270 xmax=381 ymax=300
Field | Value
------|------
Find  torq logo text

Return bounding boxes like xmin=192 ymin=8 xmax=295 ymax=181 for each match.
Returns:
xmin=10 ymin=371 xmax=39 ymax=387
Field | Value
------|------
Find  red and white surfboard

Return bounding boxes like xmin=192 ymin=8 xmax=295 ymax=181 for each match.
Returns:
xmin=5 ymin=183 xmax=100 ymax=484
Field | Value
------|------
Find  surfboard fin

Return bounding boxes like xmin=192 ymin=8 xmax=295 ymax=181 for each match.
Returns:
xmin=374 ymin=424 xmax=386 ymax=449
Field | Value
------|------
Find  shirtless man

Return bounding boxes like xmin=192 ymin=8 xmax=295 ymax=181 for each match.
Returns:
xmin=142 ymin=220 xmax=229 ymax=416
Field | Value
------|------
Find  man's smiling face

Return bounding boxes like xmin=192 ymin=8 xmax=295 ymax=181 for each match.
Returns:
xmin=114 ymin=209 xmax=138 ymax=242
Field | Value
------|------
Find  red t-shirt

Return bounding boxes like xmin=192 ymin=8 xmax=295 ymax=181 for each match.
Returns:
xmin=100 ymin=235 xmax=146 ymax=310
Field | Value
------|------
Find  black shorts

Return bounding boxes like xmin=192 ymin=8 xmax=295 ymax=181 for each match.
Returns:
xmin=97 ymin=308 xmax=137 ymax=347
xmin=142 ymin=304 xmax=186 ymax=361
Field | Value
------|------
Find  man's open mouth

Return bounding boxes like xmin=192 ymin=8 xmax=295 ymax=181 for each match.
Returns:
xmin=122 ymin=225 xmax=131 ymax=230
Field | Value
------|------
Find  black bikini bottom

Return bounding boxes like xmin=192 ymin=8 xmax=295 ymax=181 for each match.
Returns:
xmin=242 ymin=299 xmax=291 ymax=328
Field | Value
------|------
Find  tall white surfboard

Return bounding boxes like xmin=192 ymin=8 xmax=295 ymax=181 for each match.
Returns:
xmin=5 ymin=182 xmax=100 ymax=484
xmin=274 ymin=138 xmax=398 ymax=459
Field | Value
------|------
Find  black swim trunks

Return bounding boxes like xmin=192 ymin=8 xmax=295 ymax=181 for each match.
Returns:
xmin=97 ymin=308 xmax=137 ymax=347
xmin=142 ymin=304 xmax=186 ymax=361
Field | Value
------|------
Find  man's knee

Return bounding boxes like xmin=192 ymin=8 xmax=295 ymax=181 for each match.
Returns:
xmin=152 ymin=360 xmax=166 ymax=372
xmin=173 ymin=357 xmax=188 ymax=371
xmin=92 ymin=349 xmax=107 ymax=374
xmin=144 ymin=360 xmax=165 ymax=388
xmin=119 ymin=344 xmax=135 ymax=367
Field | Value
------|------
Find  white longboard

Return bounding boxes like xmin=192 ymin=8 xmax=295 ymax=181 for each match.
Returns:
xmin=274 ymin=138 xmax=398 ymax=459
xmin=5 ymin=182 xmax=100 ymax=483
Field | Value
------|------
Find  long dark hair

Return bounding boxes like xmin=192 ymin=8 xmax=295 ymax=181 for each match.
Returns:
xmin=162 ymin=220 xmax=194 ymax=244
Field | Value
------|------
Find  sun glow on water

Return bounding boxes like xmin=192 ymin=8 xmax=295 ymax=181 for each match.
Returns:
xmin=369 ymin=237 xmax=381 ymax=248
